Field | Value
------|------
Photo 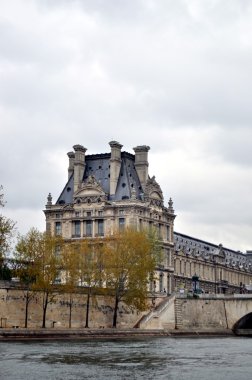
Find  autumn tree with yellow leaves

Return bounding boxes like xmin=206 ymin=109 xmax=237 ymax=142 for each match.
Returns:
xmin=15 ymin=228 xmax=63 ymax=328
xmin=61 ymin=242 xmax=80 ymax=328
xmin=103 ymin=228 xmax=161 ymax=328
xmin=61 ymin=238 xmax=104 ymax=328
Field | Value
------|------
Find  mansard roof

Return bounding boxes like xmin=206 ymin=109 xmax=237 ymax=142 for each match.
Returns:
xmin=56 ymin=151 xmax=143 ymax=205
xmin=174 ymin=231 xmax=252 ymax=267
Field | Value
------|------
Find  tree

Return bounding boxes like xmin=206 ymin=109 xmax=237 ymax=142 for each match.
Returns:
xmin=15 ymin=228 xmax=63 ymax=328
xmin=0 ymin=186 xmax=16 ymax=259
xmin=33 ymin=232 xmax=63 ymax=328
xmin=61 ymin=242 xmax=80 ymax=328
xmin=14 ymin=228 xmax=42 ymax=328
xmin=103 ymin=228 xmax=161 ymax=328
xmin=76 ymin=239 xmax=104 ymax=328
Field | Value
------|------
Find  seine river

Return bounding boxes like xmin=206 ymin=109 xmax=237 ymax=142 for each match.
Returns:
xmin=0 ymin=337 xmax=251 ymax=380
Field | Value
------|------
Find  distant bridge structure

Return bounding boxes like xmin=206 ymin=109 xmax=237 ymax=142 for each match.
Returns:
xmin=135 ymin=294 xmax=252 ymax=335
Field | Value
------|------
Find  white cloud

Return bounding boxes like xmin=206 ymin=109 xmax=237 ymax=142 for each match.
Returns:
xmin=1 ymin=0 xmax=252 ymax=251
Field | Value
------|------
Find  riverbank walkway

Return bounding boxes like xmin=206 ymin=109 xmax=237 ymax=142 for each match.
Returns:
xmin=0 ymin=328 xmax=235 ymax=341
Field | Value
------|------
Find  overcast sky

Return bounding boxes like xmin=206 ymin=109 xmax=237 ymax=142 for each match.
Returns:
xmin=1 ymin=0 xmax=252 ymax=252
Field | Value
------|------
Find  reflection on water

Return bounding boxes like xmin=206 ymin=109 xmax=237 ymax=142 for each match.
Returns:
xmin=0 ymin=337 xmax=252 ymax=380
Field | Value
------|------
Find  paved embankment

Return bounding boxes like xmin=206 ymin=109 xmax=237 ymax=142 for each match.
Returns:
xmin=0 ymin=328 xmax=235 ymax=341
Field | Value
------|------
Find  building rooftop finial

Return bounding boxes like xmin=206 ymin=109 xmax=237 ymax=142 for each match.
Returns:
xmin=168 ymin=197 xmax=174 ymax=213
xmin=46 ymin=193 xmax=52 ymax=209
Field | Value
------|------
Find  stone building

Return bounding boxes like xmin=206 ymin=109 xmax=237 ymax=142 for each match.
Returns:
xmin=44 ymin=141 xmax=252 ymax=295
xmin=44 ymin=141 xmax=175 ymax=294
xmin=174 ymin=232 xmax=252 ymax=294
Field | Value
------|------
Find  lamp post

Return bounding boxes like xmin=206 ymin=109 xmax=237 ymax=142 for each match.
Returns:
xmin=214 ymin=259 xmax=217 ymax=294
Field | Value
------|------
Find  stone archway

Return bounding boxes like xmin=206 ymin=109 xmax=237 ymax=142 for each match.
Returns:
xmin=233 ymin=312 xmax=252 ymax=336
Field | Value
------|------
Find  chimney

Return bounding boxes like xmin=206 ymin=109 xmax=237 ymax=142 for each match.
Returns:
xmin=133 ymin=145 xmax=150 ymax=188
xmin=73 ymin=144 xmax=87 ymax=192
xmin=109 ymin=141 xmax=123 ymax=196
xmin=67 ymin=151 xmax=75 ymax=179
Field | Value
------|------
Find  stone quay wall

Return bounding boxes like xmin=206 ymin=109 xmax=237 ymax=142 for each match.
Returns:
xmin=0 ymin=286 xmax=152 ymax=329
xmin=174 ymin=295 xmax=252 ymax=331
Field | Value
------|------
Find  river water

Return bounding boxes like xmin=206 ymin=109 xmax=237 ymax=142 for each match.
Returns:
xmin=0 ymin=337 xmax=251 ymax=380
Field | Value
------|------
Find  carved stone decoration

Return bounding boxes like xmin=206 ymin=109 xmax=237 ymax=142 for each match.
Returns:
xmin=74 ymin=195 xmax=107 ymax=205
xmin=62 ymin=204 xmax=74 ymax=211
xmin=144 ymin=176 xmax=164 ymax=206
xmin=131 ymin=186 xmax=137 ymax=200
xmin=73 ymin=175 xmax=108 ymax=204
xmin=168 ymin=198 xmax=174 ymax=213
xmin=46 ymin=193 xmax=52 ymax=207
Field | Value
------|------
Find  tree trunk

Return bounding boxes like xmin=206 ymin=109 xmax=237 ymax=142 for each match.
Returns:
xmin=42 ymin=293 xmax=48 ymax=328
xmin=69 ymin=294 xmax=72 ymax=329
xmin=85 ymin=288 xmax=91 ymax=328
xmin=113 ymin=295 xmax=119 ymax=328
xmin=24 ymin=291 xmax=29 ymax=328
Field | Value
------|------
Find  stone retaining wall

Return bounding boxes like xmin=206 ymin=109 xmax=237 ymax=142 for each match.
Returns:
xmin=0 ymin=287 xmax=154 ymax=329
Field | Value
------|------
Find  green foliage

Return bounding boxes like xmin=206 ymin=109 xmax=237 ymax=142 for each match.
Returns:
xmin=15 ymin=228 xmax=63 ymax=328
xmin=0 ymin=186 xmax=16 ymax=258
xmin=0 ymin=262 xmax=11 ymax=280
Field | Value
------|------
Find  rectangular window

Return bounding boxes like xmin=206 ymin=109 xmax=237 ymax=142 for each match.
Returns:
xmin=98 ymin=219 xmax=104 ymax=236
xmin=158 ymin=224 xmax=162 ymax=239
xmin=73 ymin=221 xmax=81 ymax=237
xmin=119 ymin=218 xmax=125 ymax=231
xmin=55 ymin=222 xmax=61 ymax=235
xmin=86 ymin=220 xmax=92 ymax=237
xmin=166 ymin=225 xmax=170 ymax=241
xmin=139 ymin=219 xmax=143 ymax=231
xmin=168 ymin=249 xmax=172 ymax=266
xmin=98 ymin=210 xmax=103 ymax=216
xmin=87 ymin=211 xmax=92 ymax=217
xmin=55 ymin=245 xmax=61 ymax=258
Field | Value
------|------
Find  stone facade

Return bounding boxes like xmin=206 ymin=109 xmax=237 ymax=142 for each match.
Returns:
xmin=174 ymin=232 xmax=252 ymax=294
xmin=44 ymin=142 xmax=175 ymax=294
xmin=44 ymin=141 xmax=252 ymax=296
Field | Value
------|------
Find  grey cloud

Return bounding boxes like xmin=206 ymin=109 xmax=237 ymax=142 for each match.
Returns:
xmin=1 ymin=0 xmax=252 ymax=250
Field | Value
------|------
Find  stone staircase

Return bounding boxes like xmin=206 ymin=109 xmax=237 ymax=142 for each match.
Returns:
xmin=174 ymin=298 xmax=183 ymax=329
xmin=134 ymin=294 xmax=175 ymax=329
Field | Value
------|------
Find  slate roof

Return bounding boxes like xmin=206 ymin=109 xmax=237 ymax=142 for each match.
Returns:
xmin=56 ymin=151 xmax=142 ymax=205
xmin=174 ymin=231 xmax=252 ymax=267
